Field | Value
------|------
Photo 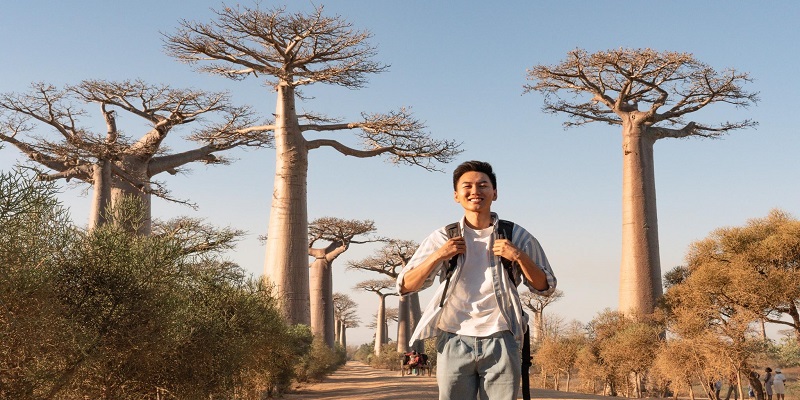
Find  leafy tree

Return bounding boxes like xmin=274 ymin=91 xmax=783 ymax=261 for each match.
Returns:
xmin=354 ymin=278 xmax=398 ymax=355
xmin=525 ymin=48 xmax=758 ymax=316
xmin=308 ymin=217 xmax=381 ymax=347
xmin=348 ymin=239 xmax=420 ymax=352
xmin=533 ymin=332 xmax=583 ymax=391
xmin=0 ymin=80 xmax=269 ymax=234
xmin=164 ymin=4 xmax=461 ymax=323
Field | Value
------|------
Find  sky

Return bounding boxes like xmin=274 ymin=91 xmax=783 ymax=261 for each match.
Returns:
xmin=2 ymin=1 xmax=798 ymax=346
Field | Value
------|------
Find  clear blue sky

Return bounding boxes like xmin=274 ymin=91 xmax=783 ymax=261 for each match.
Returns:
xmin=2 ymin=1 xmax=798 ymax=346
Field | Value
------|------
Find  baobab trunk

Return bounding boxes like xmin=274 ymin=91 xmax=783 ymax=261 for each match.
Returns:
xmin=263 ymin=83 xmax=310 ymax=325
xmin=619 ymin=123 xmax=662 ymax=317
xmin=374 ymin=295 xmax=386 ymax=356
xmin=309 ymin=258 xmax=335 ymax=347
xmin=397 ymin=296 xmax=411 ymax=352
xmin=410 ymin=293 xmax=423 ymax=352
xmin=88 ymin=161 xmax=112 ymax=230
xmin=531 ymin=309 xmax=544 ymax=344
xmin=335 ymin=319 xmax=342 ymax=346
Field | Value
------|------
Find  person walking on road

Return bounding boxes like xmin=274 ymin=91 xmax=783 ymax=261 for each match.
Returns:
xmin=397 ymin=160 xmax=557 ymax=400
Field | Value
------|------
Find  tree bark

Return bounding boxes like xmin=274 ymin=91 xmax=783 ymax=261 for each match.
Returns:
xmin=309 ymin=257 xmax=335 ymax=347
xmin=88 ymin=161 xmax=112 ymax=230
xmin=397 ymin=296 xmax=410 ymax=352
xmin=619 ymin=121 xmax=663 ymax=317
xmin=410 ymin=293 xmax=423 ymax=352
xmin=374 ymin=294 xmax=387 ymax=356
xmin=532 ymin=309 xmax=544 ymax=344
xmin=263 ymin=83 xmax=310 ymax=325
xmin=335 ymin=319 xmax=342 ymax=346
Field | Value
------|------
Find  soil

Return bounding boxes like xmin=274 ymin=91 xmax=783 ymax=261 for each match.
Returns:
xmin=283 ymin=361 xmax=619 ymax=400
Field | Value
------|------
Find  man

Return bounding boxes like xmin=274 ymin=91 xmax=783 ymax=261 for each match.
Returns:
xmin=397 ymin=160 xmax=557 ymax=400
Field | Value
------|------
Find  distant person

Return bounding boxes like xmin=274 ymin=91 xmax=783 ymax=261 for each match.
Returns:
xmin=748 ymin=370 xmax=760 ymax=400
xmin=764 ymin=367 xmax=774 ymax=400
xmin=773 ymin=368 xmax=786 ymax=400
xmin=406 ymin=350 xmax=421 ymax=375
xmin=397 ymin=160 xmax=557 ymax=399
xmin=714 ymin=379 xmax=723 ymax=400
xmin=725 ymin=374 xmax=739 ymax=400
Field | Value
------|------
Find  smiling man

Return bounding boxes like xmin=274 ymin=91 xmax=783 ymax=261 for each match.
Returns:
xmin=397 ymin=160 xmax=557 ymax=400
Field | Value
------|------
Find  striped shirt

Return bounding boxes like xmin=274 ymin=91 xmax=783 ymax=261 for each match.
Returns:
xmin=396 ymin=213 xmax=557 ymax=346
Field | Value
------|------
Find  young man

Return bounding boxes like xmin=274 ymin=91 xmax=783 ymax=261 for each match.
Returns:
xmin=397 ymin=160 xmax=557 ymax=400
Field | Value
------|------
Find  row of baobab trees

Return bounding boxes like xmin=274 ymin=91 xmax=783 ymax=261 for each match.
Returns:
xmin=0 ymin=3 xmax=758 ymax=346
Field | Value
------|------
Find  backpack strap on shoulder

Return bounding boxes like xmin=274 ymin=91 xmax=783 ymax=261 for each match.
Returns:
xmin=439 ymin=222 xmax=460 ymax=308
xmin=497 ymin=219 xmax=518 ymax=285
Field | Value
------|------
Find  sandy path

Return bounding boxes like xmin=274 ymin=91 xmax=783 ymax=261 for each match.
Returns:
xmin=283 ymin=361 xmax=619 ymax=400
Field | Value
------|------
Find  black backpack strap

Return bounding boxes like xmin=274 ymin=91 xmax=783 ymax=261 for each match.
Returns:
xmin=521 ymin=325 xmax=532 ymax=400
xmin=497 ymin=219 xmax=518 ymax=285
xmin=439 ymin=222 xmax=460 ymax=308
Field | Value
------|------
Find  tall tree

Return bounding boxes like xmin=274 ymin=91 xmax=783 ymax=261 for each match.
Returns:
xmin=521 ymin=289 xmax=564 ymax=345
xmin=348 ymin=239 xmax=420 ymax=352
xmin=354 ymin=278 xmax=397 ymax=356
xmin=164 ymin=4 xmax=461 ymax=324
xmin=525 ymin=48 xmax=758 ymax=317
xmin=332 ymin=292 xmax=359 ymax=348
xmin=368 ymin=307 xmax=398 ymax=344
xmin=0 ymin=80 xmax=268 ymax=234
xmin=307 ymin=217 xmax=381 ymax=347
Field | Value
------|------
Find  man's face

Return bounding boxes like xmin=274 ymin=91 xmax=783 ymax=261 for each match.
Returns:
xmin=454 ymin=171 xmax=497 ymax=212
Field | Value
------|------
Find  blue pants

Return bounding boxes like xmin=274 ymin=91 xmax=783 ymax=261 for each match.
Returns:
xmin=436 ymin=330 xmax=520 ymax=400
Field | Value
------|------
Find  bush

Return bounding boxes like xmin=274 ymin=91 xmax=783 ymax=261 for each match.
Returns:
xmin=0 ymin=169 xmax=310 ymax=399
xmin=294 ymin=339 xmax=347 ymax=382
xmin=370 ymin=343 xmax=403 ymax=371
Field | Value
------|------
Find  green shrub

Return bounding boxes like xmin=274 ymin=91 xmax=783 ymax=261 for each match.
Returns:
xmin=294 ymin=339 xmax=347 ymax=382
xmin=370 ymin=343 xmax=402 ymax=371
xmin=0 ymin=169 xmax=310 ymax=399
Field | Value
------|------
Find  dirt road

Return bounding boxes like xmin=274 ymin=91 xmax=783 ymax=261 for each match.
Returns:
xmin=283 ymin=361 xmax=617 ymax=400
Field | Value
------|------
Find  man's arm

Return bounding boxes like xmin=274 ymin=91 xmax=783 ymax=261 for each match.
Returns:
xmin=493 ymin=239 xmax=549 ymax=291
xmin=399 ymin=236 xmax=464 ymax=294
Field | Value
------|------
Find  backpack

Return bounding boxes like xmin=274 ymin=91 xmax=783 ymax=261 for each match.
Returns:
xmin=440 ymin=219 xmax=532 ymax=400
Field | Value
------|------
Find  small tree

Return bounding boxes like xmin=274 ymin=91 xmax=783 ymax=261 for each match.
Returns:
xmin=333 ymin=292 xmax=360 ymax=348
xmin=165 ymin=4 xmax=461 ymax=324
xmin=354 ymin=278 xmax=397 ymax=356
xmin=525 ymin=48 xmax=758 ymax=317
xmin=307 ymin=217 xmax=381 ymax=347
xmin=521 ymin=289 xmax=564 ymax=345
xmin=348 ymin=239 xmax=420 ymax=352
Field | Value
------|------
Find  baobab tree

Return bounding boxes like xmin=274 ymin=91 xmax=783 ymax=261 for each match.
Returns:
xmin=347 ymin=239 xmax=421 ymax=352
xmin=308 ymin=217 xmax=382 ymax=347
xmin=333 ymin=292 xmax=360 ymax=348
xmin=525 ymin=48 xmax=758 ymax=317
xmin=164 ymin=4 xmax=461 ymax=324
xmin=368 ymin=307 xmax=398 ymax=344
xmin=0 ymin=80 xmax=268 ymax=234
xmin=521 ymin=289 xmax=564 ymax=345
xmin=354 ymin=278 xmax=397 ymax=355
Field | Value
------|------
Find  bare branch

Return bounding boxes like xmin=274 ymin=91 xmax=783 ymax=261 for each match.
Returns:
xmin=304 ymin=107 xmax=462 ymax=171
xmin=525 ymin=48 xmax=759 ymax=137
xmin=163 ymin=4 xmax=388 ymax=88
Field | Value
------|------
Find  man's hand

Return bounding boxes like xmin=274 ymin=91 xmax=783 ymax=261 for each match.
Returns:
xmin=438 ymin=236 xmax=466 ymax=260
xmin=492 ymin=239 xmax=521 ymax=262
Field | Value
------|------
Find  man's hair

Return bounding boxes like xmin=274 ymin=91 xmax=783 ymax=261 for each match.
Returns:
xmin=452 ymin=160 xmax=497 ymax=190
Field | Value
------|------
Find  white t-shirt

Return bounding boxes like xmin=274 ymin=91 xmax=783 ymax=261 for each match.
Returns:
xmin=437 ymin=226 xmax=508 ymax=336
